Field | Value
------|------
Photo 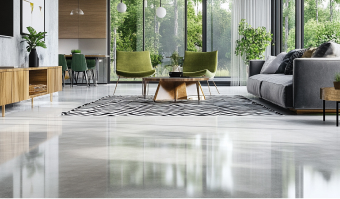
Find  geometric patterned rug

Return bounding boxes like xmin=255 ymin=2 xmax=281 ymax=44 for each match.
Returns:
xmin=61 ymin=95 xmax=282 ymax=116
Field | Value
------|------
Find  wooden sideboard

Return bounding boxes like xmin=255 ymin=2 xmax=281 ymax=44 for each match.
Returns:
xmin=0 ymin=66 xmax=62 ymax=117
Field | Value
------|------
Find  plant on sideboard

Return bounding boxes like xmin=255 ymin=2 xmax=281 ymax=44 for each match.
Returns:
xmin=334 ymin=73 xmax=340 ymax=89
xmin=22 ymin=26 xmax=47 ymax=67
xmin=235 ymin=19 xmax=272 ymax=66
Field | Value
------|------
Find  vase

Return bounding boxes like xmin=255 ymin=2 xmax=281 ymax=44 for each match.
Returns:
xmin=29 ymin=49 xmax=39 ymax=67
xmin=334 ymin=82 xmax=340 ymax=90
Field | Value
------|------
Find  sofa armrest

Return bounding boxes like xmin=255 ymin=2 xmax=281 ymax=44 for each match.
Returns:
xmin=249 ymin=60 xmax=265 ymax=77
xmin=293 ymin=58 xmax=340 ymax=109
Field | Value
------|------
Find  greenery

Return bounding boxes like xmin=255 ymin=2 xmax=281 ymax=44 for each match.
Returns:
xmin=235 ymin=19 xmax=272 ymax=65
xmin=22 ymin=26 xmax=47 ymax=52
xmin=335 ymin=73 xmax=340 ymax=82
xmin=170 ymin=51 xmax=180 ymax=66
xmin=150 ymin=53 xmax=163 ymax=68
xmin=71 ymin=49 xmax=81 ymax=53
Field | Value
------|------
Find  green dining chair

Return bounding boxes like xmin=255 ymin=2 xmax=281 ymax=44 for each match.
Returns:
xmin=114 ymin=51 xmax=156 ymax=95
xmin=71 ymin=53 xmax=89 ymax=86
xmin=86 ymin=58 xmax=96 ymax=85
xmin=58 ymin=54 xmax=69 ymax=87
xmin=182 ymin=51 xmax=219 ymax=95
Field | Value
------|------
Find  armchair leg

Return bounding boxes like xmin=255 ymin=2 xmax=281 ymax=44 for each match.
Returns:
xmin=212 ymin=81 xmax=220 ymax=94
xmin=84 ymin=72 xmax=90 ymax=87
xmin=62 ymin=71 xmax=65 ymax=87
xmin=113 ymin=77 xmax=120 ymax=95
xmin=207 ymin=80 xmax=212 ymax=96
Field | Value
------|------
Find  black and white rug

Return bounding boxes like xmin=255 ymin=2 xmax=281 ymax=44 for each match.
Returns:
xmin=62 ymin=95 xmax=282 ymax=116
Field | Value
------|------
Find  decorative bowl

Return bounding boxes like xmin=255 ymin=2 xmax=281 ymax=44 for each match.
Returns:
xmin=169 ymin=72 xmax=183 ymax=77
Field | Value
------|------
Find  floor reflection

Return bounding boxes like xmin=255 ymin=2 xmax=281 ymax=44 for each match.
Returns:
xmin=1 ymin=119 xmax=340 ymax=197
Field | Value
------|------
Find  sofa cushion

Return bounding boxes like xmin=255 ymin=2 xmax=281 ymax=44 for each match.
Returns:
xmin=276 ymin=49 xmax=301 ymax=73
xmin=261 ymin=52 xmax=287 ymax=74
xmin=284 ymin=49 xmax=306 ymax=75
xmin=312 ymin=42 xmax=340 ymax=58
xmin=302 ymin=47 xmax=317 ymax=58
xmin=260 ymin=56 xmax=276 ymax=74
xmin=247 ymin=74 xmax=293 ymax=108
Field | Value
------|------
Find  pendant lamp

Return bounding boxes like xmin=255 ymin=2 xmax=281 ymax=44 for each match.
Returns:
xmin=156 ymin=0 xmax=166 ymax=18
xmin=117 ymin=0 xmax=127 ymax=13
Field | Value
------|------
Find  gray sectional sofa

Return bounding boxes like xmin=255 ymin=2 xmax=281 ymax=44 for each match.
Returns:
xmin=247 ymin=58 xmax=340 ymax=110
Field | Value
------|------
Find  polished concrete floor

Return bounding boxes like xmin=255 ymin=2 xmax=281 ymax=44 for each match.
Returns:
xmin=0 ymin=84 xmax=340 ymax=198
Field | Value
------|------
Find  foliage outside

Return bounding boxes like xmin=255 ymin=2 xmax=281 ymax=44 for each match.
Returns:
xmin=22 ymin=26 xmax=47 ymax=52
xmin=235 ymin=19 xmax=272 ymax=65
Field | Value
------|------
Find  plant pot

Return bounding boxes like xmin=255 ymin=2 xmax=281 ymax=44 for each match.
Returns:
xmin=29 ymin=49 xmax=39 ymax=67
xmin=334 ymin=82 xmax=340 ymax=90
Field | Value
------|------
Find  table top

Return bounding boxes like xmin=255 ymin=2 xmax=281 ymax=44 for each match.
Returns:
xmin=143 ymin=77 xmax=210 ymax=82
xmin=0 ymin=66 xmax=61 ymax=72
xmin=320 ymin=87 xmax=340 ymax=101
xmin=65 ymin=55 xmax=109 ymax=58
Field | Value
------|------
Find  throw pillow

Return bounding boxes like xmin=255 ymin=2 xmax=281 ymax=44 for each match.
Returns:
xmin=284 ymin=49 xmax=306 ymax=75
xmin=275 ymin=49 xmax=300 ymax=74
xmin=261 ymin=52 xmax=287 ymax=74
xmin=312 ymin=42 xmax=340 ymax=58
xmin=301 ymin=47 xmax=317 ymax=58
xmin=260 ymin=56 xmax=276 ymax=74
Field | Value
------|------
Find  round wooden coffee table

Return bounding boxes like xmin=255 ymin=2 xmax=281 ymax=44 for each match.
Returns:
xmin=320 ymin=87 xmax=340 ymax=126
xmin=143 ymin=77 xmax=209 ymax=102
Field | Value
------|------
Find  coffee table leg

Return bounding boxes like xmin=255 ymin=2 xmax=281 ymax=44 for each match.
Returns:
xmin=323 ymin=100 xmax=325 ymax=121
xmin=196 ymin=82 xmax=200 ymax=102
xmin=337 ymin=102 xmax=339 ymax=127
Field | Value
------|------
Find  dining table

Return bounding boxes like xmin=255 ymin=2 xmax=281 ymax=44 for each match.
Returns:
xmin=65 ymin=54 xmax=110 ymax=86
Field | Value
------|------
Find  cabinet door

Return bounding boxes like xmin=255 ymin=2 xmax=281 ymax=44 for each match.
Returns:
xmin=48 ymin=68 xmax=55 ymax=93
xmin=0 ymin=72 xmax=13 ymax=105
xmin=55 ymin=67 xmax=62 ymax=92
xmin=12 ymin=71 xmax=29 ymax=102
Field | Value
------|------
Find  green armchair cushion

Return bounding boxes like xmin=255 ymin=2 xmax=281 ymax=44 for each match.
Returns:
xmin=182 ymin=51 xmax=218 ymax=78
xmin=116 ymin=51 xmax=155 ymax=77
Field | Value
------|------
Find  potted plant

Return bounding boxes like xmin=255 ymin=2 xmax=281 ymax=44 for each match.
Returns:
xmin=334 ymin=73 xmax=340 ymax=89
xmin=71 ymin=49 xmax=81 ymax=54
xmin=170 ymin=51 xmax=180 ymax=72
xmin=235 ymin=19 xmax=272 ymax=67
xmin=22 ymin=26 xmax=47 ymax=67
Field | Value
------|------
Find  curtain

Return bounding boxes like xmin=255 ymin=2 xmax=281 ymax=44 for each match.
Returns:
xmin=231 ymin=0 xmax=271 ymax=86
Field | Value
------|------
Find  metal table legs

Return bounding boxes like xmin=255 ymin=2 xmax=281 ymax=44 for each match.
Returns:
xmin=323 ymin=100 xmax=339 ymax=126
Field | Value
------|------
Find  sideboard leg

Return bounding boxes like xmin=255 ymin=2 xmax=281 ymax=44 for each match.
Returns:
xmin=2 ymin=105 xmax=5 ymax=117
xmin=337 ymin=102 xmax=339 ymax=127
xmin=50 ymin=94 xmax=53 ymax=102
xmin=31 ymin=98 xmax=34 ymax=108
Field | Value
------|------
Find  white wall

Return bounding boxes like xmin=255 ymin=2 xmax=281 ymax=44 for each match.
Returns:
xmin=58 ymin=39 xmax=107 ymax=55
xmin=0 ymin=1 xmax=58 ymax=67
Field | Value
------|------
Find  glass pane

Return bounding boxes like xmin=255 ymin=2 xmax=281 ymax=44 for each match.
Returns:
xmin=207 ymin=0 xmax=232 ymax=77
xmin=187 ymin=0 xmax=202 ymax=52
xmin=282 ymin=0 xmax=295 ymax=52
xmin=145 ymin=0 xmax=185 ymax=77
xmin=304 ymin=0 xmax=340 ymax=48
xmin=110 ymin=0 xmax=143 ymax=81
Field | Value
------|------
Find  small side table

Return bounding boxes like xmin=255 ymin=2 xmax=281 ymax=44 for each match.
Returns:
xmin=320 ymin=87 xmax=340 ymax=126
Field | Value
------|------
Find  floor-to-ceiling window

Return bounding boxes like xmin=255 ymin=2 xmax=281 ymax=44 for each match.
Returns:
xmin=207 ymin=0 xmax=232 ymax=77
xmin=187 ymin=0 xmax=202 ymax=52
xmin=304 ymin=0 xmax=340 ymax=48
xmin=282 ymin=0 xmax=296 ymax=52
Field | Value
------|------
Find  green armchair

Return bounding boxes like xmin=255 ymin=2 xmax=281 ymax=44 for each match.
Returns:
xmin=71 ymin=53 xmax=90 ymax=86
xmin=58 ymin=54 xmax=69 ymax=87
xmin=114 ymin=51 xmax=156 ymax=95
xmin=86 ymin=58 xmax=96 ymax=85
xmin=182 ymin=51 xmax=219 ymax=94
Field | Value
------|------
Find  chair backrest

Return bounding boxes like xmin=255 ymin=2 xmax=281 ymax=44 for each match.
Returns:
xmin=58 ymin=54 xmax=68 ymax=72
xmin=116 ymin=51 xmax=153 ymax=72
xmin=183 ymin=51 xmax=218 ymax=73
xmin=86 ymin=58 xmax=96 ymax=70
xmin=71 ymin=53 xmax=87 ymax=72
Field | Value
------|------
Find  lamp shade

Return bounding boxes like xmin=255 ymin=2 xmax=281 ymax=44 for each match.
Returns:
xmin=156 ymin=7 xmax=166 ymax=18
xmin=117 ymin=3 xmax=127 ymax=13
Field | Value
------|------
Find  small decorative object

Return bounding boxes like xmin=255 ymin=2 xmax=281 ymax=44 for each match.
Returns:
xmin=22 ymin=26 xmax=47 ymax=67
xmin=156 ymin=0 xmax=166 ymax=18
xmin=334 ymin=73 xmax=340 ymax=89
xmin=117 ymin=0 xmax=127 ymax=13
xmin=169 ymin=72 xmax=183 ymax=77
xmin=71 ymin=49 xmax=81 ymax=54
